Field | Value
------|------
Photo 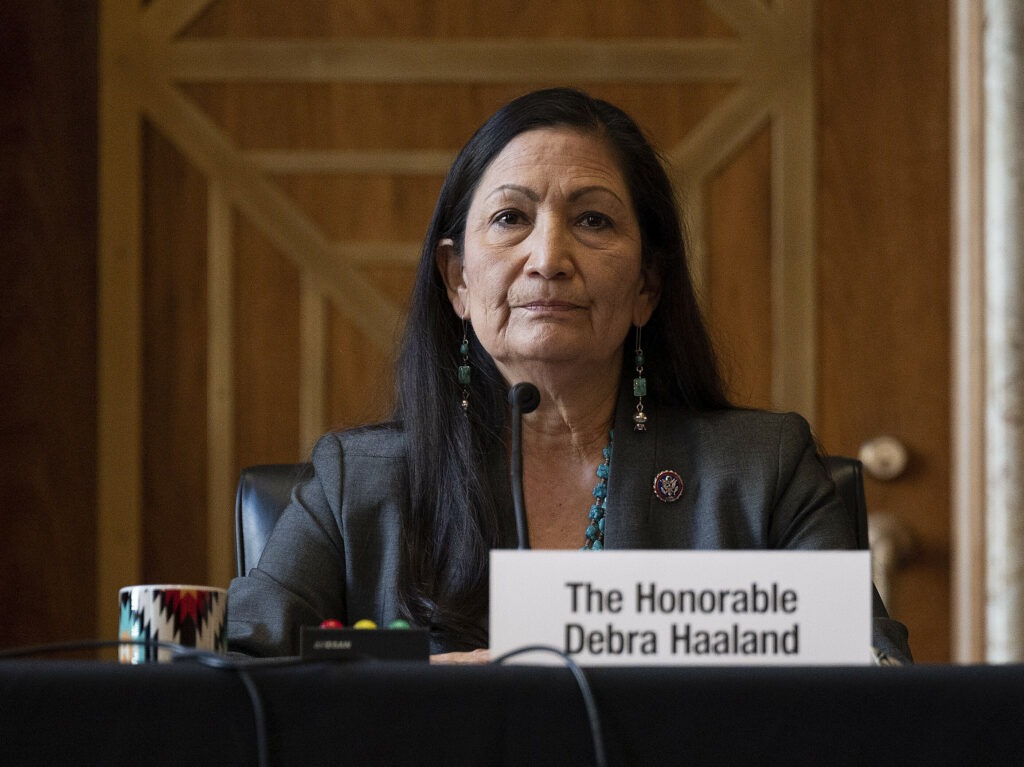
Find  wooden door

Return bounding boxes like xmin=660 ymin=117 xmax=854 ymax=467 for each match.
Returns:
xmin=815 ymin=2 xmax=950 ymax=663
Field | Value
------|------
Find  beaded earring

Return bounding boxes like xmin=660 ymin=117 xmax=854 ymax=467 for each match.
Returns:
xmin=632 ymin=325 xmax=648 ymax=431
xmin=458 ymin=318 xmax=471 ymax=412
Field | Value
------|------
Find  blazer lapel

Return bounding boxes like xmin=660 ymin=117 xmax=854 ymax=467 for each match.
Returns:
xmin=605 ymin=383 xmax=658 ymax=548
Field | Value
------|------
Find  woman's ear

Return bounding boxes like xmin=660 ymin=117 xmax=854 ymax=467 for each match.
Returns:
xmin=435 ymin=238 xmax=468 ymax=318
xmin=633 ymin=265 xmax=662 ymax=327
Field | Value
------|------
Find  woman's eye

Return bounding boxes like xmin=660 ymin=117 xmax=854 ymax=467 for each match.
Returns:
xmin=578 ymin=212 xmax=611 ymax=229
xmin=494 ymin=210 xmax=524 ymax=226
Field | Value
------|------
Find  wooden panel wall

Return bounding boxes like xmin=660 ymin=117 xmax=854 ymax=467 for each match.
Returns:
xmin=0 ymin=2 xmax=98 ymax=647
xmin=2 ymin=1 xmax=952 ymax=661
xmin=707 ymin=126 xmax=774 ymax=408
xmin=98 ymin=0 xmax=821 ymax=643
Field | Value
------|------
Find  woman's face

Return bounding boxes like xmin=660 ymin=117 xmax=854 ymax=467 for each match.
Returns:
xmin=437 ymin=127 xmax=660 ymax=382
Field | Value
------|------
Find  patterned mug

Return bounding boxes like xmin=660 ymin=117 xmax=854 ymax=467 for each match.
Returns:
xmin=118 ymin=584 xmax=228 ymax=663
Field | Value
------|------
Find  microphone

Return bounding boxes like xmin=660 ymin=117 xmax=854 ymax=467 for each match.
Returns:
xmin=508 ymin=382 xmax=540 ymax=549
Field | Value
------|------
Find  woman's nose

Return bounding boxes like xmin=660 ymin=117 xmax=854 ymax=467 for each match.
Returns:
xmin=525 ymin=219 xmax=575 ymax=279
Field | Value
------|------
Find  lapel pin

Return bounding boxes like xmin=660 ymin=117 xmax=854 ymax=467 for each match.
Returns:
xmin=653 ymin=470 xmax=684 ymax=503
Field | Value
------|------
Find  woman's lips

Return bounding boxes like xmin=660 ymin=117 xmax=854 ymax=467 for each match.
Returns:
xmin=518 ymin=300 xmax=580 ymax=311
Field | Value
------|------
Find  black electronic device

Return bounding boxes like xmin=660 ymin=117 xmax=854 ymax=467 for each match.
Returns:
xmin=299 ymin=625 xmax=429 ymax=662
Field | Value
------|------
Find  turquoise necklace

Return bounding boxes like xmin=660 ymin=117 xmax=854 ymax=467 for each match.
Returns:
xmin=581 ymin=431 xmax=613 ymax=551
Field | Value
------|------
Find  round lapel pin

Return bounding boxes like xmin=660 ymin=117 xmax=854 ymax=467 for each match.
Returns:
xmin=652 ymin=470 xmax=684 ymax=503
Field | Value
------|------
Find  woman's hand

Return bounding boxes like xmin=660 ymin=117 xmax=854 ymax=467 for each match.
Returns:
xmin=429 ymin=648 xmax=491 ymax=665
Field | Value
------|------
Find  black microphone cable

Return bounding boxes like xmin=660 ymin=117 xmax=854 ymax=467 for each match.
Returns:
xmin=492 ymin=644 xmax=607 ymax=767
xmin=0 ymin=639 xmax=294 ymax=767
xmin=2 ymin=638 xmax=608 ymax=767
xmin=503 ymin=386 xmax=606 ymax=765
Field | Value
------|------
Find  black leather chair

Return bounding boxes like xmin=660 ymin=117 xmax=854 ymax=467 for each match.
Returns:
xmin=824 ymin=455 xmax=870 ymax=550
xmin=234 ymin=462 xmax=312 ymax=577
xmin=233 ymin=456 xmax=870 ymax=577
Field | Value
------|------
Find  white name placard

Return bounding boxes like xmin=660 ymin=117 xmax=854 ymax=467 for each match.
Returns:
xmin=490 ymin=550 xmax=872 ymax=666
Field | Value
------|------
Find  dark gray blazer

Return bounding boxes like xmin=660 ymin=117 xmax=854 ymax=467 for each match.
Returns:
xmin=227 ymin=401 xmax=912 ymax=662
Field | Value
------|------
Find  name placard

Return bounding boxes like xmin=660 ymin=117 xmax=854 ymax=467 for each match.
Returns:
xmin=490 ymin=550 xmax=871 ymax=666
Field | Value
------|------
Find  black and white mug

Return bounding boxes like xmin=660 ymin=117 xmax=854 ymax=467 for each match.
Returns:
xmin=118 ymin=584 xmax=227 ymax=663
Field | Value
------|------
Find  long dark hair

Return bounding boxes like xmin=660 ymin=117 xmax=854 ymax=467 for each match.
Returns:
xmin=394 ymin=88 xmax=730 ymax=648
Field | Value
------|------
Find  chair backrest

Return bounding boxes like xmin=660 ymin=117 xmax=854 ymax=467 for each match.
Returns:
xmin=825 ymin=455 xmax=870 ymax=550
xmin=233 ymin=455 xmax=870 ymax=576
xmin=234 ymin=462 xmax=312 ymax=577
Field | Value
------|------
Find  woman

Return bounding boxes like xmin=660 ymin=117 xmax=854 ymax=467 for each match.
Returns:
xmin=227 ymin=88 xmax=911 ymax=664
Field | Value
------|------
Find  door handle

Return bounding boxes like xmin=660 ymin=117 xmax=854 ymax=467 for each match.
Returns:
xmin=868 ymin=512 xmax=917 ymax=614
xmin=859 ymin=436 xmax=909 ymax=481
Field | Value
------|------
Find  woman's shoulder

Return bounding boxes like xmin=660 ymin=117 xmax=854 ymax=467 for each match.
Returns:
xmin=313 ymin=421 xmax=409 ymax=461
xmin=666 ymin=406 xmax=810 ymax=435
xmin=658 ymin=407 xmax=814 ymax=457
xmin=305 ymin=422 xmax=409 ymax=495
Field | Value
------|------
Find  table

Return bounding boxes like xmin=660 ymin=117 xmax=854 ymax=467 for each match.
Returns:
xmin=2 ymin=659 xmax=1022 ymax=765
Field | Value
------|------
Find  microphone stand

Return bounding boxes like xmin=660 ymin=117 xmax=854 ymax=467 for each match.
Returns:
xmin=508 ymin=382 xmax=540 ymax=550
